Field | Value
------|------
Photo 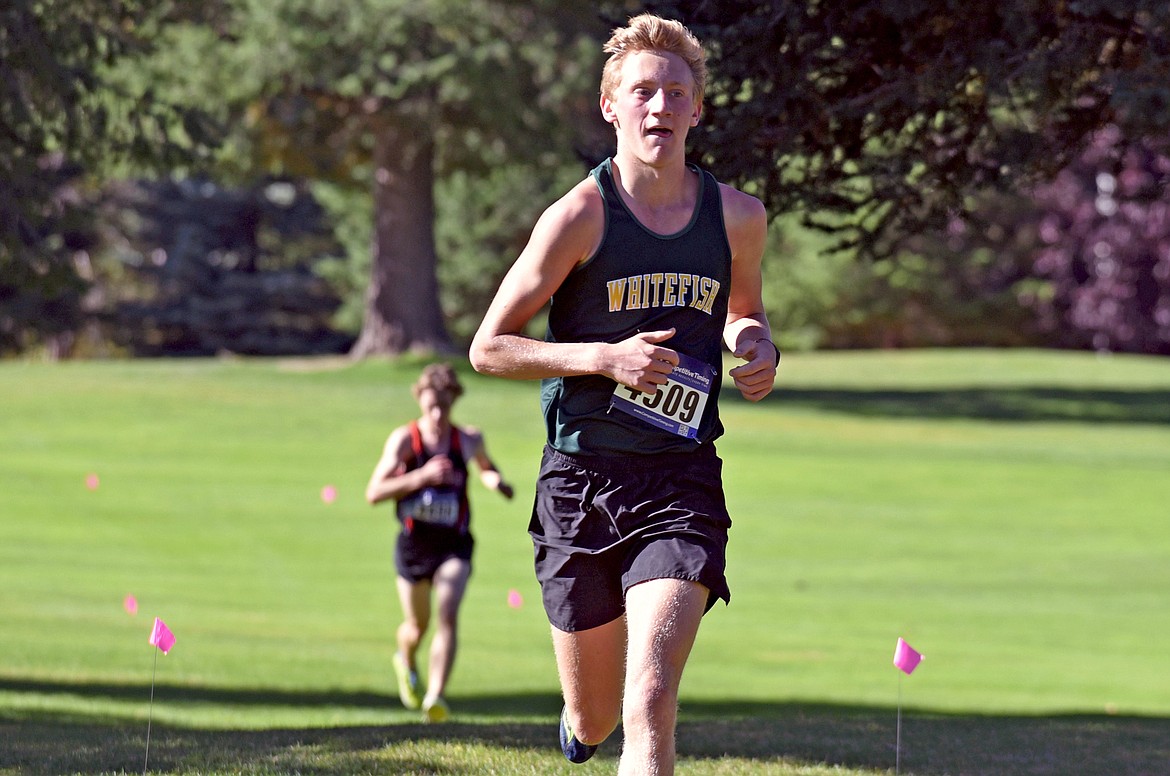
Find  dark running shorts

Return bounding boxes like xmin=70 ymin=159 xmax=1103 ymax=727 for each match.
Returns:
xmin=395 ymin=524 xmax=474 ymax=583
xmin=530 ymin=443 xmax=732 ymax=632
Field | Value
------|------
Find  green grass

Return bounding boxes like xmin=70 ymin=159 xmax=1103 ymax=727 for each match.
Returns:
xmin=2 ymin=349 xmax=1169 ymax=775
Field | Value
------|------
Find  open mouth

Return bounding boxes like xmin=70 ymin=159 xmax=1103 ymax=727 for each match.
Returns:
xmin=647 ymin=126 xmax=673 ymax=138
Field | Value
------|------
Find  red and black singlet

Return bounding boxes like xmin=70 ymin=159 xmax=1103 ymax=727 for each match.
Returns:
xmin=395 ymin=422 xmax=471 ymax=535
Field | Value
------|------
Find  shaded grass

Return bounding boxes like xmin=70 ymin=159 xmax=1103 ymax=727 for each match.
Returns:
xmin=2 ymin=349 xmax=1170 ymax=774
xmin=4 ymin=701 xmax=1170 ymax=775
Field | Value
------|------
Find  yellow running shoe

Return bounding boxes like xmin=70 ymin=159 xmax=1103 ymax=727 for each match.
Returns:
xmin=392 ymin=652 xmax=421 ymax=710
xmin=423 ymin=696 xmax=449 ymax=723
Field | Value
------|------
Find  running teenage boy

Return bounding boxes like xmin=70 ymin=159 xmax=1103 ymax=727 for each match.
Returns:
xmin=365 ymin=363 xmax=514 ymax=722
xmin=470 ymin=13 xmax=778 ymax=774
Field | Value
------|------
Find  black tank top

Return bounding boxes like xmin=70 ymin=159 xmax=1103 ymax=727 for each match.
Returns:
xmin=541 ymin=157 xmax=731 ymax=455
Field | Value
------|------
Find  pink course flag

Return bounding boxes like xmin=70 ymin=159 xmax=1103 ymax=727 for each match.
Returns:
xmin=893 ymin=637 xmax=923 ymax=675
xmin=149 ymin=618 xmax=176 ymax=655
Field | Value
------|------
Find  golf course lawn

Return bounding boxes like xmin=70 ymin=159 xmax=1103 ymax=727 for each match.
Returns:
xmin=2 ymin=349 xmax=1168 ymax=775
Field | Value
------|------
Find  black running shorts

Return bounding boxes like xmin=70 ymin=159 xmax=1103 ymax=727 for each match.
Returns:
xmin=530 ymin=443 xmax=732 ymax=632
xmin=395 ymin=524 xmax=474 ymax=583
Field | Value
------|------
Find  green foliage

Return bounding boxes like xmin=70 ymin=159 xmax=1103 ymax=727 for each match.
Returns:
xmin=0 ymin=0 xmax=222 ymax=355
xmin=760 ymin=217 xmax=855 ymax=352
xmin=311 ymin=159 xmax=591 ymax=344
xmin=1 ymin=0 xmax=221 ymax=178
xmin=309 ymin=182 xmax=375 ymax=335
xmin=435 ymin=161 xmax=590 ymax=343
xmin=759 ymin=217 xmax=1001 ymax=352
xmin=135 ymin=0 xmax=608 ymax=354
xmin=147 ymin=0 xmax=605 ymax=185
xmin=14 ymin=1 xmax=1168 ymax=358
xmin=651 ymin=1 xmax=1170 ymax=259
xmin=89 ymin=178 xmax=352 ymax=356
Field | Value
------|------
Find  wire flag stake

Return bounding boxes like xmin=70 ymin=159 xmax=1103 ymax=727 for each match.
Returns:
xmin=892 ymin=637 xmax=923 ymax=775
xmin=144 ymin=618 xmax=175 ymax=774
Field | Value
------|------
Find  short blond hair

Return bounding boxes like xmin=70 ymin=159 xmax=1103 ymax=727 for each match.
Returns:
xmin=600 ymin=14 xmax=707 ymax=104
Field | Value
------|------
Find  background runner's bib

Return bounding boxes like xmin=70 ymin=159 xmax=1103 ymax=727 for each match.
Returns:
xmin=541 ymin=157 xmax=732 ymax=455
xmin=395 ymin=422 xmax=470 ymax=534
xmin=397 ymin=487 xmax=462 ymax=526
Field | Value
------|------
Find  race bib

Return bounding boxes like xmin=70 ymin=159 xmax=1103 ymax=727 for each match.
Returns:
xmin=609 ymin=353 xmax=716 ymax=439
xmin=399 ymin=488 xmax=461 ymax=526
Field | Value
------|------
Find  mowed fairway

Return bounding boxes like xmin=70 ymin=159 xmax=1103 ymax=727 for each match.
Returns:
xmin=2 ymin=349 xmax=1169 ymax=775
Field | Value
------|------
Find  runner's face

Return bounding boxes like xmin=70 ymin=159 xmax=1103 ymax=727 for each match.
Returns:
xmin=418 ymin=388 xmax=453 ymax=423
xmin=601 ymin=50 xmax=701 ymax=164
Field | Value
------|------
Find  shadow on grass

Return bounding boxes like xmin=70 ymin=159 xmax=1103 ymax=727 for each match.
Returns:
xmin=751 ymin=386 xmax=1170 ymax=425
xmin=679 ymin=700 xmax=1170 ymax=775
xmin=1 ymin=681 xmax=1168 ymax=775
xmin=0 ymin=676 xmax=401 ymax=712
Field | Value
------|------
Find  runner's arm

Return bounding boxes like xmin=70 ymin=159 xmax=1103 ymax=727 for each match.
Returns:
xmin=365 ymin=427 xmax=451 ymax=505
xmin=720 ymin=186 xmax=777 ymax=402
xmin=470 ymin=181 xmax=679 ymax=393
xmin=461 ymin=428 xmax=514 ymax=500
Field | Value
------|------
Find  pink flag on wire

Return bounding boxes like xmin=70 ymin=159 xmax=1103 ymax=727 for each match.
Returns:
xmin=149 ymin=618 xmax=176 ymax=655
xmin=893 ymin=637 xmax=923 ymax=675
xmin=124 ymin=594 xmax=138 ymax=615
xmin=321 ymin=485 xmax=337 ymax=504
xmin=507 ymin=589 xmax=523 ymax=609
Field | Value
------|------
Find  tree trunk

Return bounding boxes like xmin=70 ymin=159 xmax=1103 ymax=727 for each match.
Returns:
xmin=350 ymin=126 xmax=453 ymax=358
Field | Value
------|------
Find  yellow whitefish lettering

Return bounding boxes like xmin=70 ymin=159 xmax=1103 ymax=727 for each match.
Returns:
xmin=607 ymin=273 xmax=721 ymax=313
xmin=650 ymin=273 xmax=664 ymax=305
xmin=699 ymin=278 xmax=721 ymax=314
xmin=676 ymin=274 xmax=692 ymax=307
xmin=607 ymin=278 xmax=628 ymax=312
xmin=662 ymin=273 xmax=678 ymax=306
xmin=627 ymin=275 xmax=643 ymax=309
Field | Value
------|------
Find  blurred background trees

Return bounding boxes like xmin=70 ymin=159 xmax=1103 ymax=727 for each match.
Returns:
xmin=1 ymin=0 xmax=220 ymax=356
xmin=658 ymin=0 xmax=1170 ymax=352
xmin=4 ymin=0 xmax=1169 ymax=358
xmin=149 ymin=0 xmax=611 ymax=357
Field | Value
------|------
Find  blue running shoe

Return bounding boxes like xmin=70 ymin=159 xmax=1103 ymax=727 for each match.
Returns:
xmin=559 ymin=705 xmax=597 ymax=764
